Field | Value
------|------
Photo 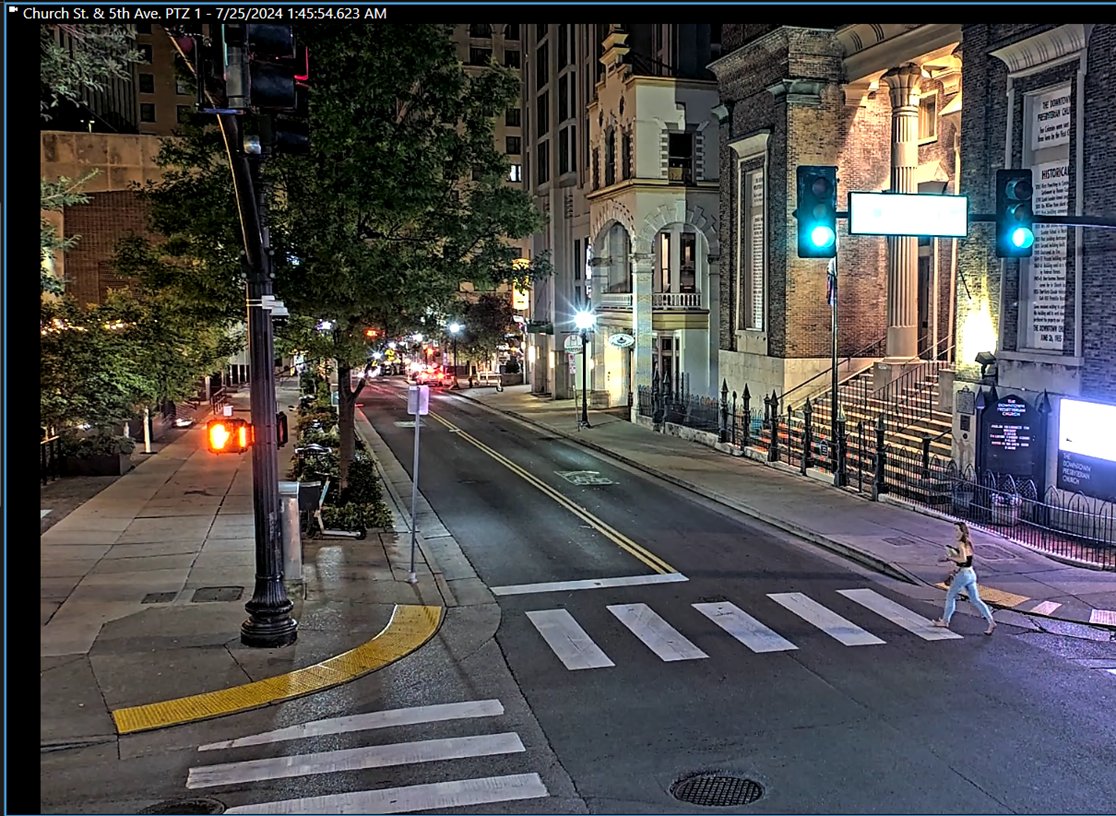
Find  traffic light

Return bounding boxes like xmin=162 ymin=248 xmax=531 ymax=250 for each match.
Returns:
xmin=795 ymin=166 xmax=838 ymax=258
xmin=206 ymin=417 xmax=252 ymax=454
xmin=995 ymin=168 xmax=1035 ymax=258
xmin=244 ymin=24 xmax=299 ymax=111
xmin=276 ymin=411 xmax=289 ymax=447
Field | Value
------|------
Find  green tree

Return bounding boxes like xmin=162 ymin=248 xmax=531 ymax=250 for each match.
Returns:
xmin=459 ymin=293 xmax=516 ymax=374
xmin=40 ymin=25 xmax=140 ymax=120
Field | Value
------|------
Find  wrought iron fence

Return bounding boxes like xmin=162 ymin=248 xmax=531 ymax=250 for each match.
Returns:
xmin=886 ymin=446 xmax=1116 ymax=571
xmin=41 ymin=434 xmax=63 ymax=484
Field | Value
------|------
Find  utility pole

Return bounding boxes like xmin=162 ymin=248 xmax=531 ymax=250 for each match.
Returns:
xmin=217 ymin=108 xmax=297 ymax=650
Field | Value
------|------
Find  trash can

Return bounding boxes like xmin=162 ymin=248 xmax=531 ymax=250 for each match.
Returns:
xmin=278 ymin=480 xmax=302 ymax=582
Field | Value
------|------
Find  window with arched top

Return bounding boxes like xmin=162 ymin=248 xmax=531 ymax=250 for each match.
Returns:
xmin=504 ymin=24 xmax=520 ymax=40
xmin=469 ymin=23 xmax=492 ymax=38
xmin=604 ymin=127 xmax=616 ymax=186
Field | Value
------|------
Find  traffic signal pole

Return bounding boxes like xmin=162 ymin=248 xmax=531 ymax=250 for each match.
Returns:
xmin=216 ymin=111 xmax=298 ymax=648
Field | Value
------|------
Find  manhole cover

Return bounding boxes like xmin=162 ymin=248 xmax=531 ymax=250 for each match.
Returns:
xmin=191 ymin=586 xmax=243 ymax=603
xmin=139 ymin=798 xmax=225 ymax=814
xmin=671 ymin=773 xmax=764 ymax=807
xmin=142 ymin=592 xmax=177 ymax=604
xmin=883 ymin=537 xmax=915 ymax=547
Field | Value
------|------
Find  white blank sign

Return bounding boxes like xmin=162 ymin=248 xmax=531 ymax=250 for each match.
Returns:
xmin=848 ymin=192 xmax=969 ymax=238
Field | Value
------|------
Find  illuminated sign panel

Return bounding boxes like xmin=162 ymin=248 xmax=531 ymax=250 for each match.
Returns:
xmin=848 ymin=192 xmax=969 ymax=238
xmin=1057 ymin=397 xmax=1116 ymax=501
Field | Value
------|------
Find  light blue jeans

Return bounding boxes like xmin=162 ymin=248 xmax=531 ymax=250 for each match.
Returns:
xmin=943 ymin=567 xmax=995 ymax=625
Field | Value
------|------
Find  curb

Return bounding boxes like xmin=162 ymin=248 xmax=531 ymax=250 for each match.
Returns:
xmin=455 ymin=394 xmax=1116 ymax=632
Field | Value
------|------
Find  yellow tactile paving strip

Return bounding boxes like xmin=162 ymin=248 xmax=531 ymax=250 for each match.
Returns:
xmin=933 ymin=582 xmax=1030 ymax=608
xmin=111 ymin=604 xmax=443 ymax=735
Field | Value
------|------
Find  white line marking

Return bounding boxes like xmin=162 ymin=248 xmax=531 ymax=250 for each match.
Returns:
xmin=1089 ymin=609 xmax=1116 ymax=627
xmin=186 ymin=733 xmax=524 ymax=789
xmin=41 ymin=509 xmax=52 ymax=518
xmin=198 ymin=700 xmax=504 ymax=751
xmin=526 ymin=609 xmax=614 ymax=670
xmin=1030 ymin=600 xmax=1062 ymax=616
xmin=692 ymin=602 xmax=798 ymax=653
xmin=1106 ymin=668 xmax=1116 ymax=678
xmin=607 ymin=603 xmax=708 ymax=662
xmin=767 ymin=592 xmax=886 ymax=646
xmin=224 ymin=772 xmax=550 ymax=814
xmin=492 ymin=572 xmax=688 ymax=596
xmin=837 ymin=589 xmax=963 ymax=641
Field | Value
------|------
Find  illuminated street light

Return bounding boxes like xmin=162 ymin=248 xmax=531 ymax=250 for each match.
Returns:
xmin=574 ymin=310 xmax=597 ymax=428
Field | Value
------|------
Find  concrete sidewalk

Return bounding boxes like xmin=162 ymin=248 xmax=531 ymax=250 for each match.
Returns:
xmin=39 ymin=381 xmax=491 ymax=746
xmin=453 ymin=384 xmax=1116 ymax=631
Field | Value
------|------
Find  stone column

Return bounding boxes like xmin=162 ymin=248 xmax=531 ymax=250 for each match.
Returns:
xmin=631 ymin=252 xmax=654 ymax=421
xmin=882 ymin=63 xmax=922 ymax=360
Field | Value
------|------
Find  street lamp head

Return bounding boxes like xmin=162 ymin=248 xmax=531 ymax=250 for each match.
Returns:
xmin=574 ymin=310 xmax=596 ymax=331
xmin=449 ymin=322 xmax=462 ymax=335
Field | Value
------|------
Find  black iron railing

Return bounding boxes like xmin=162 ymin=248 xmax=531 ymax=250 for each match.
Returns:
xmin=886 ymin=447 xmax=1115 ymax=571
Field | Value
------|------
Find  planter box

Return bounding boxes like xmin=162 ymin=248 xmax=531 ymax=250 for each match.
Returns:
xmin=63 ymin=453 xmax=134 ymax=477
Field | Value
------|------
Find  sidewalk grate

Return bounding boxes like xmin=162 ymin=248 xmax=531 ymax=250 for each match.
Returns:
xmin=142 ymin=592 xmax=177 ymax=605
xmin=191 ymin=587 xmax=243 ymax=603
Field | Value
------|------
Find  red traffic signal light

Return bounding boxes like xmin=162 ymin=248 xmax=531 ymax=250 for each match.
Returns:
xmin=206 ymin=418 xmax=252 ymax=454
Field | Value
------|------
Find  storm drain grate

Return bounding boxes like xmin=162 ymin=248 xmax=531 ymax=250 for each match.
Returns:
xmin=142 ymin=592 xmax=177 ymax=604
xmin=139 ymin=798 xmax=225 ymax=814
xmin=191 ymin=586 xmax=243 ymax=603
xmin=671 ymin=773 xmax=764 ymax=807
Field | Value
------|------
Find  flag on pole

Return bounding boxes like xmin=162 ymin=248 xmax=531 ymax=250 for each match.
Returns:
xmin=826 ymin=258 xmax=837 ymax=307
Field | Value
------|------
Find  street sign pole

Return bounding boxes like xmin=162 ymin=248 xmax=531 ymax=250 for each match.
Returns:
xmin=406 ymin=384 xmax=430 ymax=584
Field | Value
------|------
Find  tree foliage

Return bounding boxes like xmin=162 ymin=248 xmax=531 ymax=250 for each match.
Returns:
xmin=40 ymin=25 xmax=141 ymax=120
xmin=458 ymin=293 xmax=516 ymax=367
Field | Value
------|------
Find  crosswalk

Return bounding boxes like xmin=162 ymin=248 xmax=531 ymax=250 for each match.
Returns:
xmin=186 ymin=700 xmax=549 ymax=814
xmin=525 ymin=587 xmax=964 ymax=671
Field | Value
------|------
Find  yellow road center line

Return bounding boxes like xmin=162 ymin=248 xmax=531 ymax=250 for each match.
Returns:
xmin=424 ymin=411 xmax=676 ymax=575
xmin=111 ymin=604 xmax=443 ymax=735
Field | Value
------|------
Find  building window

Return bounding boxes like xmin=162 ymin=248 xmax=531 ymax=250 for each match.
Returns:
xmin=740 ymin=165 xmax=766 ymax=331
xmin=469 ymin=47 xmax=492 ymax=66
xmin=176 ymin=76 xmax=192 ymax=96
xmin=668 ymin=132 xmax=694 ymax=184
xmin=559 ymin=125 xmax=577 ymax=175
xmin=139 ymin=103 xmax=156 ymax=122
xmin=592 ymin=147 xmax=600 ymax=190
xmin=535 ymin=42 xmax=549 ymax=86
xmin=536 ymin=91 xmax=549 ymax=133
xmin=504 ymin=49 xmax=521 ymax=69
xmin=919 ymin=93 xmax=938 ymax=142
xmin=536 ymin=24 xmax=548 ymax=40
xmin=604 ymin=128 xmax=616 ymax=186
xmin=505 ymin=24 xmax=520 ymax=40
xmin=506 ymin=107 xmax=521 ymax=127
xmin=138 ymin=73 xmax=155 ymax=94
xmin=176 ymin=105 xmax=193 ymax=124
xmin=469 ymin=23 xmax=492 ymax=38
xmin=558 ymin=75 xmax=569 ymax=121
xmin=574 ymin=238 xmax=582 ymax=281
xmin=558 ymin=24 xmax=569 ymax=69
xmin=506 ymin=136 xmax=521 ymax=155
xmin=679 ymin=233 xmax=697 ymax=293
xmin=536 ymin=140 xmax=550 ymax=184
xmin=658 ymin=232 xmax=671 ymax=292
xmin=508 ymin=163 xmax=522 ymax=182
xmin=137 ymin=44 xmax=153 ymax=63
xmin=621 ymin=130 xmax=632 ymax=180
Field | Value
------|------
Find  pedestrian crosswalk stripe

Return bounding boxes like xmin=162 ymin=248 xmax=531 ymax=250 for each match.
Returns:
xmin=198 ymin=700 xmax=505 ymax=751
xmin=692 ymin=601 xmax=798 ymax=653
xmin=223 ymin=772 xmax=550 ymax=814
xmin=837 ymin=588 xmax=963 ymax=641
xmin=526 ymin=609 xmax=615 ymax=670
xmin=607 ymin=603 xmax=708 ymax=662
xmin=186 ymin=732 xmax=525 ymax=789
xmin=768 ymin=592 xmax=886 ymax=646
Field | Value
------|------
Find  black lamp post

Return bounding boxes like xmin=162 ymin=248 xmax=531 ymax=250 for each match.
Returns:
xmin=574 ymin=310 xmax=596 ymax=428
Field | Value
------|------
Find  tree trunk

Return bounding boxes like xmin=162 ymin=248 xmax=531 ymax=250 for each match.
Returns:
xmin=336 ymin=359 xmax=356 ymax=491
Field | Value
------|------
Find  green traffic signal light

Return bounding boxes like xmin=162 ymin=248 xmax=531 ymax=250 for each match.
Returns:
xmin=995 ymin=169 xmax=1035 ymax=258
xmin=796 ymin=165 xmax=838 ymax=258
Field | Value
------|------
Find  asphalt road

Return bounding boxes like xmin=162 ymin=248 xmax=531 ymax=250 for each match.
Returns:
xmin=360 ymin=378 xmax=1116 ymax=814
xmin=37 ymin=379 xmax=1116 ymax=814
